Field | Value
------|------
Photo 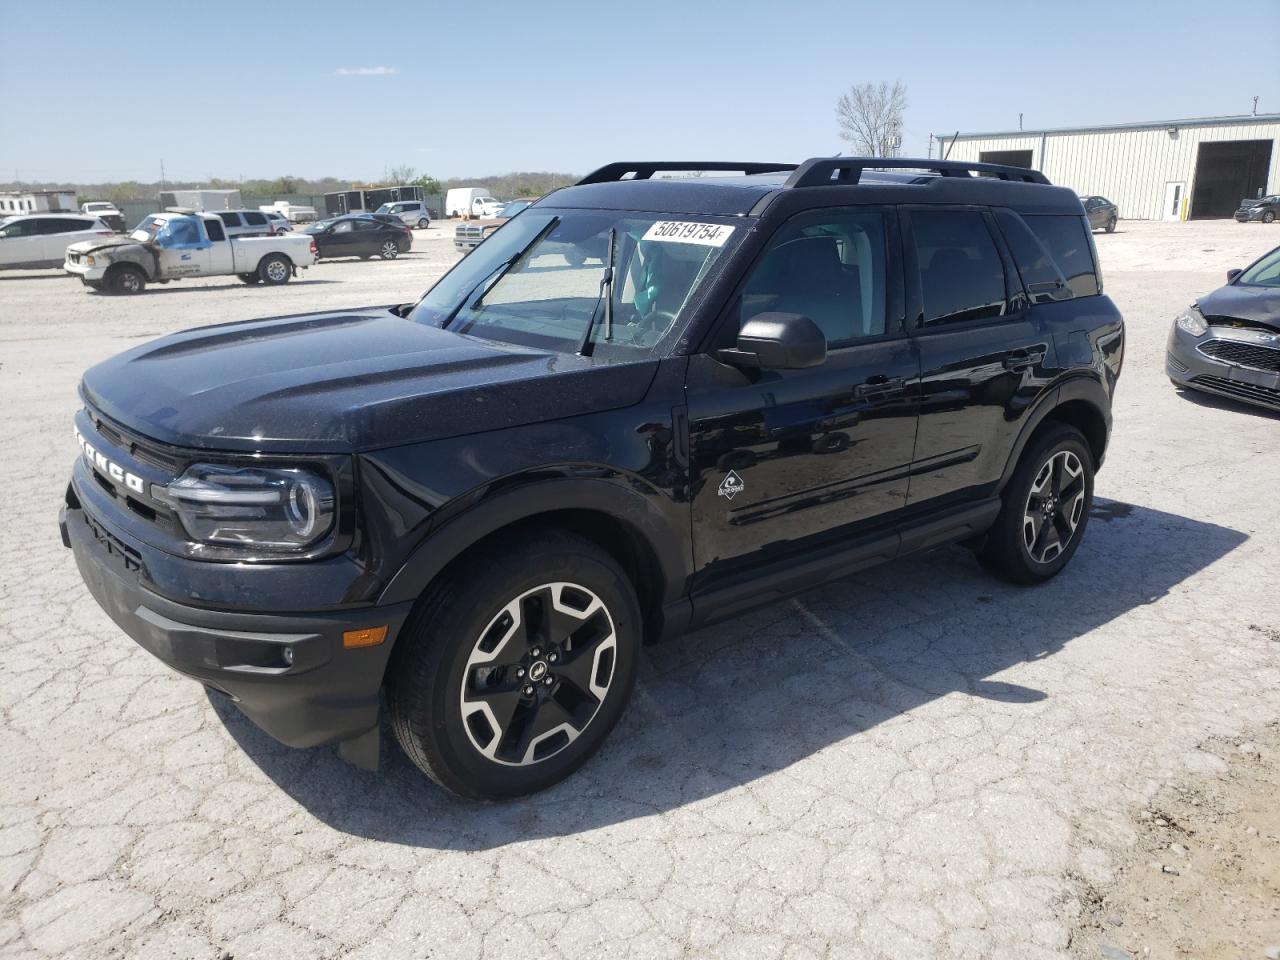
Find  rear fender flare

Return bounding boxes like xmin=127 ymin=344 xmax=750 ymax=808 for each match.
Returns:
xmin=997 ymin=374 xmax=1111 ymax=490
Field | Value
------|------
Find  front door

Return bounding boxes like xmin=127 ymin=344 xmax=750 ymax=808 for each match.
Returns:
xmin=153 ymin=217 xmax=212 ymax=278
xmin=1163 ymin=182 xmax=1186 ymax=221
xmin=0 ymin=218 xmax=45 ymax=266
xmin=688 ymin=208 xmax=920 ymax=591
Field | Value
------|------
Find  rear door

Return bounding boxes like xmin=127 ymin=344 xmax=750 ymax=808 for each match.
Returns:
xmin=688 ymin=207 xmax=920 ymax=590
xmin=902 ymin=206 xmax=1058 ymax=506
xmin=202 ymin=218 xmax=234 ymax=272
xmin=353 ymin=218 xmax=384 ymax=254
xmin=36 ymin=217 xmax=97 ymax=261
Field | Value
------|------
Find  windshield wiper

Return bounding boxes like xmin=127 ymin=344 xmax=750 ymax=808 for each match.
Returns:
xmin=441 ymin=216 xmax=561 ymax=330
xmin=578 ymin=227 xmax=617 ymax=356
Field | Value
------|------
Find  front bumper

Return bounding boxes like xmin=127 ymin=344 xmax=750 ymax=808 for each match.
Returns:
xmin=61 ymin=492 xmax=415 ymax=750
xmin=1166 ymin=322 xmax=1280 ymax=411
xmin=64 ymin=258 xmax=105 ymax=281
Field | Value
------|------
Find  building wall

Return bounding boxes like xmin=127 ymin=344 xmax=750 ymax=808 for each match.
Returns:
xmin=941 ymin=120 xmax=1280 ymax=220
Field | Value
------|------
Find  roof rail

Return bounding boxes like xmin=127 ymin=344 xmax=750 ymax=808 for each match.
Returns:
xmin=784 ymin=157 xmax=1051 ymax=188
xmin=576 ymin=161 xmax=798 ymax=185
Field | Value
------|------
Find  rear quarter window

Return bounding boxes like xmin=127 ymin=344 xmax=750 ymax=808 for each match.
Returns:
xmin=1022 ymin=214 xmax=1100 ymax=298
xmin=244 ymin=212 xmax=267 ymax=226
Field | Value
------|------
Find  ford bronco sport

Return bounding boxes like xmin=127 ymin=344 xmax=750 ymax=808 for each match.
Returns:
xmin=61 ymin=157 xmax=1124 ymax=799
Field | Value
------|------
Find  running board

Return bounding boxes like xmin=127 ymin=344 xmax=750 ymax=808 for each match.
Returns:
xmin=689 ymin=498 xmax=1000 ymax=630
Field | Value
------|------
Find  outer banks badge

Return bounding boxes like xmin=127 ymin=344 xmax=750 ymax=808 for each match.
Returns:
xmin=718 ymin=470 xmax=745 ymax=500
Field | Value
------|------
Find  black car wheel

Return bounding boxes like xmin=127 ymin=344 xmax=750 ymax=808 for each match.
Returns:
xmin=978 ymin=423 xmax=1094 ymax=584
xmin=238 ymin=273 xmax=261 ymax=284
xmin=380 ymin=239 xmax=401 ymax=260
xmin=417 ymin=218 xmax=430 ymax=229
xmin=258 ymin=254 xmax=292 ymax=285
xmin=106 ymin=264 xmax=146 ymax=295
xmin=1264 ymin=211 xmax=1276 ymax=224
xmin=1105 ymin=216 xmax=1117 ymax=233
xmin=389 ymin=528 xmax=640 ymax=799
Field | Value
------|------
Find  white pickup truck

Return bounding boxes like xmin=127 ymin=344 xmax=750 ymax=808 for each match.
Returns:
xmin=64 ymin=211 xmax=318 ymax=294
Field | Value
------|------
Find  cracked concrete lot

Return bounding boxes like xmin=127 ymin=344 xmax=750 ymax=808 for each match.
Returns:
xmin=1 ymin=222 xmax=1277 ymax=959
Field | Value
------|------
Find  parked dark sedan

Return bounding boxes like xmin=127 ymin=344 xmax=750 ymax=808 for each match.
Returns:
xmin=1081 ymin=196 xmax=1118 ymax=232
xmin=1166 ymin=244 xmax=1280 ymax=412
xmin=303 ymin=215 xmax=412 ymax=260
xmin=1235 ymin=195 xmax=1279 ymax=224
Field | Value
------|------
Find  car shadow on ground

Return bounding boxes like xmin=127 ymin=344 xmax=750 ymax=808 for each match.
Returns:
xmin=1174 ymin=385 xmax=1280 ymax=420
xmin=210 ymin=497 xmax=1245 ymax=847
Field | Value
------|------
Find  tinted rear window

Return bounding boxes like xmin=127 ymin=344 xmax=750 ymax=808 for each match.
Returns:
xmin=204 ymin=219 xmax=226 ymax=242
xmin=911 ymin=210 xmax=1008 ymax=326
xmin=1022 ymin=215 xmax=1100 ymax=297
xmin=39 ymin=218 xmax=95 ymax=234
xmin=244 ymin=212 xmax=267 ymax=225
xmin=217 ymin=212 xmax=242 ymax=227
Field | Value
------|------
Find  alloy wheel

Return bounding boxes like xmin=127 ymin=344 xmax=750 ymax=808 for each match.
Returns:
xmin=1022 ymin=449 xmax=1087 ymax=564
xmin=459 ymin=582 xmax=617 ymax=766
xmin=266 ymin=259 xmax=288 ymax=282
xmin=381 ymin=241 xmax=399 ymax=259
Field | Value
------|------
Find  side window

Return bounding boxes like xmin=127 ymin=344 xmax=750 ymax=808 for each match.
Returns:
xmin=332 ymin=220 xmax=355 ymax=233
xmin=992 ymin=208 xmax=1070 ymax=303
xmin=739 ymin=212 xmax=888 ymax=346
xmin=1022 ymin=215 xmax=1100 ymax=297
xmin=910 ymin=210 xmax=1007 ymax=326
xmin=243 ymin=212 xmax=267 ymax=226
xmin=0 ymin=219 xmax=36 ymax=237
xmin=216 ymin=212 xmax=242 ymax=227
xmin=355 ymin=219 xmax=380 ymax=231
xmin=204 ymin=219 xmax=226 ymax=242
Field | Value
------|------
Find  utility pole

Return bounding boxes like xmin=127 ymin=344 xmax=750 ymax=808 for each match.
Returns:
xmin=1252 ymin=96 xmax=1259 ymax=116
xmin=928 ymin=133 xmax=934 ymax=159
xmin=160 ymin=158 xmax=166 ymax=192
xmin=1019 ymin=113 xmax=1023 ymax=131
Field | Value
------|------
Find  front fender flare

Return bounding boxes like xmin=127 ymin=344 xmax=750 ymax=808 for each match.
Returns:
xmin=377 ymin=476 xmax=692 ymax=610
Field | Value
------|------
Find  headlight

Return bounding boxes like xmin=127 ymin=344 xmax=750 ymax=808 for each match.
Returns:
xmin=1175 ymin=305 xmax=1208 ymax=337
xmin=155 ymin=464 xmax=335 ymax=552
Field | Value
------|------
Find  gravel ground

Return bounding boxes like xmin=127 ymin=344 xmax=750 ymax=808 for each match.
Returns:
xmin=0 ymin=219 xmax=1277 ymax=960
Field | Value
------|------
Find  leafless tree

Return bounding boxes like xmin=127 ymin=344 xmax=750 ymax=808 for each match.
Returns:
xmin=836 ymin=82 xmax=908 ymax=157
xmin=385 ymin=164 xmax=417 ymax=185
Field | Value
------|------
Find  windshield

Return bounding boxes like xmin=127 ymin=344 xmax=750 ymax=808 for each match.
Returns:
xmin=408 ymin=210 xmax=739 ymax=356
xmin=131 ymin=216 xmax=165 ymax=241
xmin=498 ymin=201 xmax=531 ymax=218
xmin=1237 ymin=247 xmax=1280 ymax=286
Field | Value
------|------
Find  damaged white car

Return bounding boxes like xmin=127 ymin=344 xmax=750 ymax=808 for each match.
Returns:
xmin=64 ymin=211 xmax=318 ymax=294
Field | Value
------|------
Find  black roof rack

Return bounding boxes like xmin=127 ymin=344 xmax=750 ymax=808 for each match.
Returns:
xmin=784 ymin=157 xmax=1050 ymax=187
xmin=576 ymin=161 xmax=797 ymax=185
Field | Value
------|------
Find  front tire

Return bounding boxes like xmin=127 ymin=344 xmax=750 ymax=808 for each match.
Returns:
xmin=978 ymin=423 xmax=1094 ymax=584
xmin=106 ymin=265 xmax=146 ymax=295
xmin=389 ymin=528 xmax=640 ymax=799
xmin=1264 ymin=211 xmax=1276 ymax=224
xmin=1105 ymin=216 xmax=1117 ymax=233
xmin=258 ymin=254 xmax=291 ymax=285
xmin=379 ymin=239 xmax=401 ymax=260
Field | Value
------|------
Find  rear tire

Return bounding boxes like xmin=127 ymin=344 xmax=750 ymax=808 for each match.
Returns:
xmin=978 ymin=423 xmax=1094 ymax=585
xmin=258 ymin=254 xmax=291 ymax=285
xmin=238 ymin=273 xmax=261 ymax=284
xmin=417 ymin=218 xmax=430 ymax=229
xmin=388 ymin=528 xmax=640 ymax=799
xmin=106 ymin=265 xmax=146 ymax=295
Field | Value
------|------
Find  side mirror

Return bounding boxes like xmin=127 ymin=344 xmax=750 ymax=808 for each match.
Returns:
xmin=1227 ymin=268 xmax=1242 ymax=283
xmin=717 ymin=312 xmax=827 ymax=370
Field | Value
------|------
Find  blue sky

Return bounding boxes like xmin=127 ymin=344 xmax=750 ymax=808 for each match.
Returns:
xmin=2 ymin=0 xmax=1276 ymax=183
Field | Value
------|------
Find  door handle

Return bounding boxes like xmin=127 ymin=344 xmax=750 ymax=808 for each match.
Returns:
xmin=853 ymin=375 xmax=906 ymax=399
xmin=1002 ymin=348 xmax=1047 ymax=371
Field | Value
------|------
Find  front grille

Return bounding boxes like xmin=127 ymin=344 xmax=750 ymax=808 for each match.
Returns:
xmin=86 ymin=408 xmax=180 ymax=472
xmin=1191 ymin=375 xmax=1280 ymax=408
xmin=1197 ymin=339 xmax=1280 ymax=372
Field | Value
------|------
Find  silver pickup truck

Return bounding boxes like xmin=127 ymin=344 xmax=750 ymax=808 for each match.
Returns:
xmin=64 ymin=211 xmax=318 ymax=294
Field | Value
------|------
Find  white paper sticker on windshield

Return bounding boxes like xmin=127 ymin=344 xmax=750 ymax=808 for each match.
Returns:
xmin=642 ymin=221 xmax=735 ymax=247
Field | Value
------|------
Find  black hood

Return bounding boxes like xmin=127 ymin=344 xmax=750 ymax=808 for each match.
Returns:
xmin=1197 ymin=283 xmax=1280 ymax=331
xmin=80 ymin=309 xmax=658 ymax=453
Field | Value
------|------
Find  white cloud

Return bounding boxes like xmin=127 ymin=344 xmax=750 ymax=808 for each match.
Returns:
xmin=334 ymin=66 xmax=397 ymax=76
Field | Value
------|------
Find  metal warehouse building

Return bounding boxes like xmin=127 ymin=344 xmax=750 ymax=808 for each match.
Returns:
xmin=936 ymin=114 xmax=1280 ymax=221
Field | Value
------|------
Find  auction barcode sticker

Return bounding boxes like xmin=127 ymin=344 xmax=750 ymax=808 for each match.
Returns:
xmin=642 ymin=221 xmax=735 ymax=247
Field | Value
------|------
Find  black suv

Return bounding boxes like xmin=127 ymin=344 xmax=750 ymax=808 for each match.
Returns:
xmin=61 ymin=158 xmax=1124 ymax=799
